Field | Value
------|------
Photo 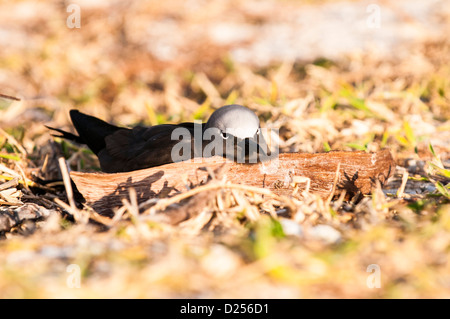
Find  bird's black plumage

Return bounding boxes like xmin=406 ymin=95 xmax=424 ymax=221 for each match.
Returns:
xmin=47 ymin=105 xmax=268 ymax=173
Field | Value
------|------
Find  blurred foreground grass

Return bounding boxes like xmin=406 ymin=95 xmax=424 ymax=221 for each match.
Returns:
xmin=0 ymin=0 xmax=449 ymax=298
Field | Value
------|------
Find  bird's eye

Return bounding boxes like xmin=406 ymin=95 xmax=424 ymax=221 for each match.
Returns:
xmin=221 ymin=132 xmax=229 ymax=139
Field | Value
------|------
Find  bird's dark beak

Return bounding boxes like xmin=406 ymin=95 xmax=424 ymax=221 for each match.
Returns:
xmin=218 ymin=130 xmax=273 ymax=164
xmin=244 ymin=137 xmax=266 ymax=157
xmin=234 ymin=136 xmax=268 ymax=163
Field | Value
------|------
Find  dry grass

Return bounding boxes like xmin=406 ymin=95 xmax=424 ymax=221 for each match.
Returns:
xmin=0 ymin=0 xmax=449 ymax=298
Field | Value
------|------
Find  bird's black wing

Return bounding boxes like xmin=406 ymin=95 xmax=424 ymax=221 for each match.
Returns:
xmin=98 ymin=122 xmax=200 ymax=172
xmin=47 ymin=109 xmax=203 ymax=173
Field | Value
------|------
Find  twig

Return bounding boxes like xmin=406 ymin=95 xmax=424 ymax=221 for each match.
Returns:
xmin=332 ymin=189 xmax=347 ymax=211
xmin=396 ymin=169 xmax=409 ymax=198
xmin=58 ymin=157 xmax=76 ymax=210
xmin=14 ymin=162 xmax=29 ymax=191
xmin=0 ymin=127 xmax=27 ymax=155
xmin=122 ymin=188 xmax=139 ymax=218
xmin=0 ymin=190 xmax=22 ymax=205
xmin=0 ymin=163 xmax=22 ymax=178
xmin=41 ymin=154 xmax=50 ymax=175
xmin=111 ymin=205 xmax=128 ymax=223
xmin=291 ymin=175 xmax=310 ymax=197
xmin=0 ymin=174 xmax=55 ymax=192
xmin=0 ymin=93 xmax=21 ymax=101
xmin=151 ymin=181 xmax=295 ymax=212
xmin=0 ymin=177 xmax=19 ymax=191
xmin=81 ymin=204 xmax=114 ymax=226
xmin=326 ymin=162 xmax=341 ymax=206
xmin=0 ymin=164 xmax=44 ymax=190
xmin=56 ymin=157 xmax=88 ymax=224
xmin=0 ymin=179 xmax=22 ymax=205
xmin=54 ymin=197 xmax=79 ymax=218
xmin=0 ymin=200 xmax=19 ymax=206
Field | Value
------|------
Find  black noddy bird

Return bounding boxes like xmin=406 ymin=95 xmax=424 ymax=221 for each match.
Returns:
xmin=47 ymin=104 xmax=269 ymax=173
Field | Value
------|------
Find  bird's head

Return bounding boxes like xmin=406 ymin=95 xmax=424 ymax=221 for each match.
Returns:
xmin=205 ymin=104 xmax=260 ymax=139
xmin=203 ymin=104 xmax=268 ymax=163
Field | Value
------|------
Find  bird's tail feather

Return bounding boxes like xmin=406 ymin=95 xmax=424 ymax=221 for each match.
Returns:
xmin=45 ymin=125 xmax=85 ymax=144
xmin=69 ymin=110 xmax=121 ymax=155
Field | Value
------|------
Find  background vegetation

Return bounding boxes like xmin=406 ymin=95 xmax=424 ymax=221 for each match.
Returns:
xmin=0 ymin=0 xmax=449 ymax=298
